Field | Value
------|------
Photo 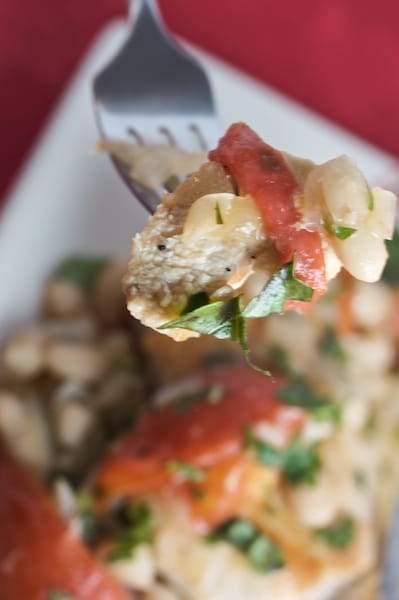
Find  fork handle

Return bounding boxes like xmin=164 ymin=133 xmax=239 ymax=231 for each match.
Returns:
xmin=128 ymin=0 xmax=162 ymax=23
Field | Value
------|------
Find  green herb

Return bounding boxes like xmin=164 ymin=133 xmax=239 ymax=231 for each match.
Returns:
xmin=160 ymin=263 xmax=313 ymax=378
xmin=314 ymin=515 xmax=355 ymax=549
xmin=106 ymin=503 xmax=153 ymax=563
xmin=48 ymin=592 xmax=75 ymax=600
xmin=324 ymin=216 xmax=356 ymax=240
xmin=281 ymin=440 xmax=321 ymax=485
xmin=202 ymin=349 xmax=238 ymax=367
xmin=364 ymin=411 xmax=378 ymax=435
xmin=191 ymin=487 xmax=206 ymax=500
xmin=181 ymin=292 xmax=210 ymax=315
xmin=353 ymin=470 xmax=368 ymax=488
xmin=215 ymin=202 xmax=224 ymax=224
xmin=368 ymin=187 xmax=375 ymax=211
xmin=77 ymin=493 xmax=98 ymax=543
xmin=319 ymin=327 xmax=346 ymax=362
xmin=267 ymin=345 xmax=292 ymax=375
xmin=277 ymin=377 xmax=341 ymax=425
xmin=383 ymin=228 xmax=399 ymax=284
xmin=207 ymin=518 xmax=285 ymax=572
xmin=166 ymin=459 xmax=205 ymax=482
xmin=243 ymin=425 xmax=321 ymax=485
xmin=242 ymin=263 xmax=313 ymax=318
xmin=171 ymin=385 xmax=223 ymax=413
xmin=53 ymin=256 xmax=109 ymax=290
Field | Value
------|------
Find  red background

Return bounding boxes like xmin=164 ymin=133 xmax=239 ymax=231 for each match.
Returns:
xmin=2 ymin=0 xmax=399 ymax=202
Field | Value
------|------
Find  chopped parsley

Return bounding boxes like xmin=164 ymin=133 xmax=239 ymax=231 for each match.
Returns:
xmin=277 ymin=377 xmax=341 ymax=425
xmin=215 ymin=202 xmax=224 ymax=224
xmin=319 ymin=327 xmax=346 ymax=362
xmin=207 ymin=518 xmax=285 ymax=572
xmin=324 ymin=216 xmax=356 ymax=240
xmin=353 ymin=469 xmax=368 ymax=488
xmin=368 ymin=187 xmax=375 ymax=211
xmin=181 ymin=291 xmax=210 ymax=315
xmin=383 ymin=228 xmax=399 ymax=284
xmin=53 ymin=255 xmax=109 ymax=290
xmin=314 ymin=515 xmax=355 ymax=549
xmin=106 ymin=503 xmax=154 ymax=563
xmin=243 ymin=425 xmax=321 ymax=486
xmin=48 ymin=592 xmax=75 ymax=600
xmin=202 ymin=349 xmax=238 ymax=367
xmin=171 ymin=385 xmax=224 ymax=413
xmin=77 ymin=493 xmax=98 ymax=543
xmin=160 ymin=262 xmax=313 ymax=377
xmin=242 ymin=262 xmax=313 ymax=318
xmin=166 ymin=459 xmax=205 ymax=482
xmin=266 ymin=345 xmax=292 ymax=375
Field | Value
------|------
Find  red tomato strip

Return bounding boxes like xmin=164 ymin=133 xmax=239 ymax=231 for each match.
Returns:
xmin=209 ymin=123 xmax=327 ymax=296
xmin=98 ymin=366 xmax=305 ymax=498
xmin=0 ymin=442 xmax=129 ymax=600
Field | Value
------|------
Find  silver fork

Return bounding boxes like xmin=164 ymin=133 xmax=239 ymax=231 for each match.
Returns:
xmin=93 ymin=0 xmax=221 ymax=213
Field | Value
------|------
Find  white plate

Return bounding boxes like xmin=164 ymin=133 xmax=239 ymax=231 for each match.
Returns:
xmin=0 ymin=20 xmax=397 ymax=339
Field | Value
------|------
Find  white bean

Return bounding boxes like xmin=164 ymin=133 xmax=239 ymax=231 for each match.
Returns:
xmin=320 ymin=155 xmax=370 ymax=228
xmin=330 ymin=228 xmax=388 ymax=283
xmin=2 ymin=329 xmax=46 ymax=378
xmin=45 ymin=340 xmax=110 ymax=382
xmin=0 ymin=392 xmax=51 ymax=473
xmin=54 ymin=401 xmax=96 ymax=448
xmin=351 ymin=281 xmax=394 ymax=329
xmin=365 ymin=187 xmax=397 ymax=240
xmin=43 ymin=278 xmax=87 ymax=317
xmin=182 ymin=193 xmax=264 ymax=244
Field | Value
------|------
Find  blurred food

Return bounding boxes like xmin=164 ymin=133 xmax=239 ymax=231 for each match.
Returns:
xmin=1 ymin=235 xmax=399 ymax=599
xmin=0 ymin=256 xmax=144 ymax=481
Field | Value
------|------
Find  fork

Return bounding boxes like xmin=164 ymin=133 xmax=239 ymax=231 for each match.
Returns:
xmin=93 ymin=0 xmax=221 ymax=213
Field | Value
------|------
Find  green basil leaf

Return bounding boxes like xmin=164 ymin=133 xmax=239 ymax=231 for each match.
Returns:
xmin=77 ymin=493 xmax=98 ymax=543
xmin=207 ymin=518 xmax=285 ymax=573
xmin=106 ymin=503 xmax=153 ymax=563
xmin=166 ymin=459 xmax=205 ymax=482
xmin=247 ymin=535 xmax=285 ymax=571
xmin=319 ymin=327 xmax=346 ymax=362
xmin=53 ymin=255 xmax=109 ymax=290
xmin=277 ymin=377 xmax=341 ymax=425
xmin=215 ymin=202 xmax=224 ymax=224
xmin=243 ymin=263 xmax=313 ymax=318
xmin=48 ymin=592 xmax=75 ymax=600
xmin=266 ymin=345 xmax=293 ymax=375
xmin=281 ymin=440 xmax=321 ymax=485
xmin=314 ymin=515 xmax=355 ymax=549
xmin=324 ymin=217 xmax=356 ymax=240
xmin=244 ymin=425 xmax=321 ymax=485
xmin=368 ymin=188 xmax=375 ymax=211
xmin=181 ymin=291 xmax=210 ymax=314
xmin=160 ymin=297 xmax=241 ymax=340
xmin=383 ymin=228 xmax=399 ymax=284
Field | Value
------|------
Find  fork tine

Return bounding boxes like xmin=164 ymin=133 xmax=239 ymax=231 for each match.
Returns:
xmin=93 ymin=0 xmax=221 ymax=213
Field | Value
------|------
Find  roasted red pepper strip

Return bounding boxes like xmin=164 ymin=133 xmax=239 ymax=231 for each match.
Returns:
xmin=209 ymin=123 xmax=327 ymax=297
xmin=98 ymin=366 xmax=305 ymax=512
xmin=0 ymin=442 xmax=129 ymax=600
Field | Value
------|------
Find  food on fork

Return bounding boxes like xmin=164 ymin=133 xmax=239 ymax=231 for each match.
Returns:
xmin=2 ymin=250 xmax=399 ymax=598
xmin=121 ymin=123 xmax=396 ymax=343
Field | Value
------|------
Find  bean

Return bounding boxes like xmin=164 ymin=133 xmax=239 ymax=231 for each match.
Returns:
xmin=43 ymin=278 xmax=87 ymax=317
xmin=45 ymin=340 xmax=111 ymax=382
xmin=2 ymin=329 xmax=46 ymax=378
